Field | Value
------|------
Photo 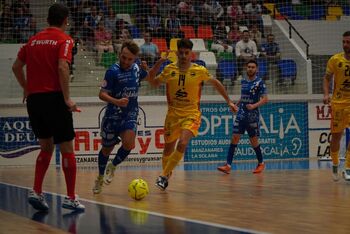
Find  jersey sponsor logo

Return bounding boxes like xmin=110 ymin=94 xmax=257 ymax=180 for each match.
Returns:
xmin=30 ymin=39 xmax=58 ymax=46
xmin=175 ymin=88 xmax=188 ymax=98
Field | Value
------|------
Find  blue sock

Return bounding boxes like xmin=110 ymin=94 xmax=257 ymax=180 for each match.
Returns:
xmin=98 ymin=150 xmax=109 ymax=176
xmin=254 ymin=145 xmax=263 ymax=164
xmin=226 ymin=144 xmax=237 ymax=165
xmin=112 ymin=147 xmax=131 ymax=166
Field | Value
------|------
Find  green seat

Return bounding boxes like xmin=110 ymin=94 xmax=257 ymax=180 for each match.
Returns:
xmin=293 ymin=4 xmax=311 ymax=18
xmin=217 ymin=52 xmax=235 ymax=61
xmin=206 ymin=39 xmax=213 ymax=51
xmin=101 ymin=52 xmax=117 ymax=68
xmin=113 ymin=2 xmax=135 ymax=14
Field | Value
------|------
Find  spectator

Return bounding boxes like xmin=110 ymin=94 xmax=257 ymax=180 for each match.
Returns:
xmin=235 ymin=30 xmax=258 ymax=79
xmin=164 ymin=10 xmax=184 ymax=45
xmin=177 ymin=0 xmax=196 ymax=26
xmin=249 ymin=23 xmax=262 ymax=49
xmin=211 ymin=20 xmax=233 ymax=53
xmin=95 ymin=21 xmax=114 ymax=65
xmin=147 ymin=5 xmax=163 ymax=37
xmin=135 ymin=0 xmax=152 ymax=30
xmin=0 ymin=4 xmax=13 ymax=41
xmin=260 ymin=34 xmax=281 ymax=63
xmin=203 ymin=0 xmax=224 ymax=27
xmin=140 ymin=31 xmax=160 ymax=66
xmin=13 ymin=6 xmax=31 ymax=43
xmin=227 ymin=22 xmax=241 ymax=48
xmin=226 ymin=0 xmax=244 ymax=25
xmin=158 ymin=0 xmax=174 ymax=19
xmin=105 ymin=6 xmax=117 ymax=33
xmin=244 ymin=0 xmax=264 ymax=36
xmin=81 ymin=5 xmax=102 ymax=49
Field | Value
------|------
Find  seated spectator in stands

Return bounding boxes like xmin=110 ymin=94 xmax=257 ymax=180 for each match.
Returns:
xmin=226 ymin=0 xmax=244 ymax=25
xmin=140 ymin=31 xmax=160 ymax=66
xmin=164 ymin=10 xmax=184 ymax=45
xmin=147 ymin=5 xmax=163 ymax=37
xmin=249 ymin=23 xmax=262 ymax=49
xmin=135 ymin=0 xmax=152 ymax=30
xmin=13 ymin=6 xmax=31 ymax=43
xmin=235 ymin=30 xmax=258 ymax=79
xmin=22 ymin=16 xmax=37 ymax=42
xmin=211 ymin=20 xmax=233 ymax=53
xmin=227 ymin=22 xmax=241 ymax=48
xmin=177 ymin=0 xmax=196 ymax=26
xmin=105 ymin=7 xmax=117 ymax=33
xmin=95 ymin=21 xmax=114 ymax=65
xmin=244 ymin=0 xmax=264 ymax=36
xmin=260 ymin=33 xmax=281 ymax=63
xmin=82 ymin=5 xmax=102 ymax=50
xmin=0 ymin=4 xmax=14 ymax=41
xmin=114 ymin=28 xmax=132 ymax=56
xmin=203 ymin=0 xmax=224 ymax=27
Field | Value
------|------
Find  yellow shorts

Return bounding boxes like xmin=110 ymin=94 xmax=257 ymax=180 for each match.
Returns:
xmin=331 ymin=104 xmax=350 ymax=133
xmin=164 ymin=113 xmax=201 ymax=143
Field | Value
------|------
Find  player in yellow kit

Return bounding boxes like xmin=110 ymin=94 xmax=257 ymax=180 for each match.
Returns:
xmin=323 ymin=31 xmax=350 ymax=181
xmin=147 ymin=38 xmax=237 ymax=190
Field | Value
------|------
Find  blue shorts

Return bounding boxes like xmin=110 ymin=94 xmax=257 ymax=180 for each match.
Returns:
xmin=232 ymin=118 xmax=260 ymax=138
xmin=100 ymin=116 xmax=137 ymax=147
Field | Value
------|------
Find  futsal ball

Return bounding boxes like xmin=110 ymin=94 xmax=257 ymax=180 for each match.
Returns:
xmin=128 ymin=179 xmax=149 ymax=200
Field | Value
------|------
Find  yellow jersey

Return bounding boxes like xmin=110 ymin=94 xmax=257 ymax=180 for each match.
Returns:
xmin=157 ymin=63 xmax=212 ymax=117
xmin=326 ymin=52 xmax=350 ymax=104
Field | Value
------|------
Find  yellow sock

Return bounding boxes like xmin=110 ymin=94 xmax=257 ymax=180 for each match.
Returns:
xmin=330 ymin=150 xmax=339 ymax=166
xmin=163 ymin=150 xmax=184 ymax=176
xmin=162 ymin=153 xmax=171 ymax=170
xmin=346 ymin=150 xmax=350 ymax=169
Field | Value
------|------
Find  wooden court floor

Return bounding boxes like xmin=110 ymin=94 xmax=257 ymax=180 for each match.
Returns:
xmin=1 ymin=159 xmax=350 ymax=234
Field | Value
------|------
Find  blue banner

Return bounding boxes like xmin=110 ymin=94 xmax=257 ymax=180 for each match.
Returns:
xmin=0 ymin=117 xmax=39 ymax=158
xmin=185 ymin=102 xmax=309 ymax=162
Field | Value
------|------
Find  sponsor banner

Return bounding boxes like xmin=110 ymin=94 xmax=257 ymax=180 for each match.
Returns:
xmin=308 ymin=102 xmax=348 ymax=160
xmin=0 ymin=116 xmax=41 ymax=165
xmin=185 ymin=102 xmax=309 ymax=162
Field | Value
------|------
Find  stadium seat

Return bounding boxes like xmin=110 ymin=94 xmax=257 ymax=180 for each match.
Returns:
xmin=308 ymin=5 xmax=326 ymax=20
xmin=192 ymin=59 xmax=206 ymax=67
xmin=328 ymin=6 xmax=343 ymax=17
xmin=190 ymin=39 xmax=207 ymax=52
xmin=151 ymin=38 xmax=168 ymax=52
xmin=128 ymin=25 xmax=141 ymax=38
xmin=217 ymin=59 xmax=237 ymax=82
xmin=257 ymin=58 xmax=268 ymax=80
xmin=343 ymin=5 xmax=350 ymax=16
xmin=326 ymin=15 xmax=338 ymax=21
xmin=278 ymin=5 xmax=305 ymax=20
xmin=180 ymin=26 xmax=196 ymax=39
xmin=199 ymin=51 xmax=217 ymax=70
xmin=277 ymin=59 xmax=297 ymax=85
xmin=170 ymin=38 xmax=180 ymax=51
xmin=101 ymin=52 xmax=117 ymax=68
xmin=293 ymin=4 xmax=311 ymax=18
xmin=117 ymin=14 xmax=132 ymax=25
xmin=133 ymin=38 xmax=145 ymax=48
xmin=263 ymin=3 xmax=281 ymax=17
xmin=161 ymin=51 xmax=177 ymax=63
xmin=197 ymin=25 xmax=213 ymax=39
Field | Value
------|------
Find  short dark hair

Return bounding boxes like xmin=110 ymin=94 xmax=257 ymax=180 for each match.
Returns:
xmin=343 ymin=31 xmax=350 ymax=37
xmin=47 ymin=3 xmax=69 ymax=27
xmin=121 ymin=40 xmax=140 ymax=55
xmin=177 ymin=38 xmax=193 ymax=50
xmin=246 ymin=59 xmax=258 ymax=67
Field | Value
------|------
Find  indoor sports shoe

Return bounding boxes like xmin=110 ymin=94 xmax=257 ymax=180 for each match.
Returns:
xmin=217 ymin=164 xmax=231 ymax=174
xmin=342 ymin=169 xmax=350 ymax=181
xmin=62 ymin=195 xmax=85 ymax=211
xmin=92 ymin=175 xmax=104 ymax=194
xmin=155 ymin=176 xmax=168 ymax=191
xmin=104 ymin=162 xmax=116 ymax=185
xmin=332 ymin=165 xmax=339 ymax=181
xmin=28 ymin=190 xmax=49 ymax=211
xmin=253 ymin=163 xmax=265 ymax=174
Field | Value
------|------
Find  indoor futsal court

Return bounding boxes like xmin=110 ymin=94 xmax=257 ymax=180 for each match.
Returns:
xmin=1 ymin=159 xmax=350 ymax=234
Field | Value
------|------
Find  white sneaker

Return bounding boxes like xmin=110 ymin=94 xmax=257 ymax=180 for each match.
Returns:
xmin=104 ymin=162 xmax=116 ymax=185
xmin=62 ymin=195 xmax=85 ymax=211
xmin=92 ymin=175 xmax=104 ymax=194
xmin=342 ymin=169 xmax=350 ymax=181
xmin=332 ymin=165 xmax=339 ymax=181
xmin=28 ymin=190 xmax=49 ymax=211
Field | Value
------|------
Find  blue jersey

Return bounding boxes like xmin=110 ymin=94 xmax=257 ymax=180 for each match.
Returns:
xmin=101 ymin=63 xmax=148 ymax=120
xmin=236 ymin=76 xmax=267 ymax=122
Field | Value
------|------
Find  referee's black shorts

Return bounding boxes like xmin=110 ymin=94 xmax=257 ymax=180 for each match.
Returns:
xmin=26 ymin=92 xmax=75 ymax=144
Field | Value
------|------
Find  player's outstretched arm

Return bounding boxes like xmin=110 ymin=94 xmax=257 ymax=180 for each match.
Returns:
xmin=145 ymin=56 xmax=168 ymax=87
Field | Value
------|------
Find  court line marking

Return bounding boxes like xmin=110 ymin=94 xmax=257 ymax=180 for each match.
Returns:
xmin=0 ymin=181 xmax=267 ymax=234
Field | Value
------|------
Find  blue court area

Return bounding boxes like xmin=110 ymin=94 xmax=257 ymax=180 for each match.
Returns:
xmin=0 ymin=159 xmax=341 ymax=234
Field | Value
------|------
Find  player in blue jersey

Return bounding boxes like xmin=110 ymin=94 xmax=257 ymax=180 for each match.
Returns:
xmin=92 ymin=40 xmax=149 ymax=194
xmin=217 ymin=60 xmax=268 ymax=174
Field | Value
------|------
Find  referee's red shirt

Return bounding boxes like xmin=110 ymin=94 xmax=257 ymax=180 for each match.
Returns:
xmin=17 ymin=27 xmax=73 ymax=95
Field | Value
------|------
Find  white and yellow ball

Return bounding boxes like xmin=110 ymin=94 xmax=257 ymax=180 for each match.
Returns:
xmin=128 ymin=179 xmax=149 ymax=200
